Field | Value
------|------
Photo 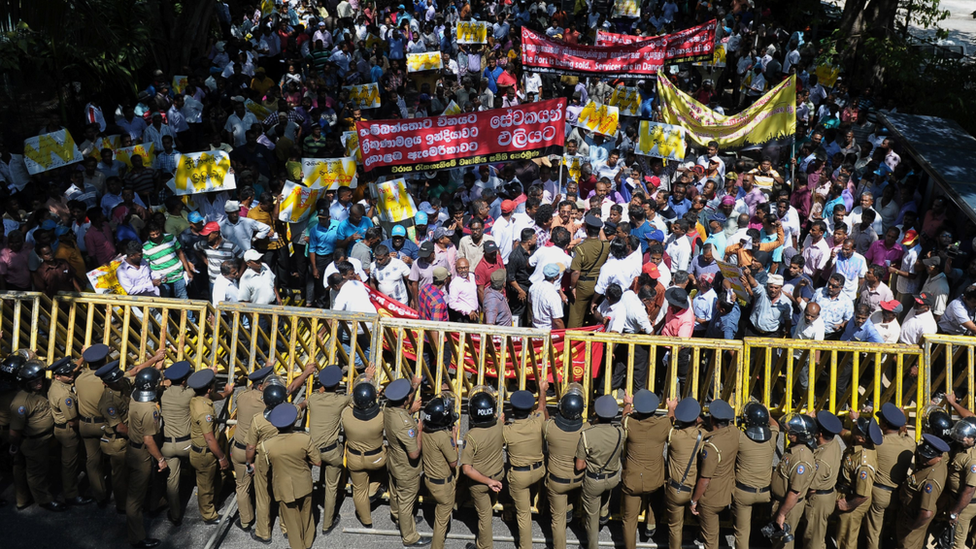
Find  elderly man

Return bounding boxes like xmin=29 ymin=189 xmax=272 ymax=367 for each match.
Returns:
xmin=530 ymin=263 xmax=565 ymax=330
xmin=448 ymin=258 xmax=479 ymax=322
xmin=239 ymin=249 xmax=279 ymax=305
xmin=219 ymin=200 xmax=269 ymax=253
xmin=482 ymin=269 xmax=512 ymax=327
xmin=746 ymin=271 xmax=792 ymax=337
xmin=793 ymin=298 xmax=825 ymax=394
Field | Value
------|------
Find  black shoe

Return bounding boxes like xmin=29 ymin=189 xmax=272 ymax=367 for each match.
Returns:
xmin=169 ymin=517 xmax=182 ymax=527
xmin=131 ymin=539 xmax=160 ymax=549
xmin=599 ymin=515 xmax=609 ymax=527
xmin=645 ymin=526 xmax=656 ymax=538
xmin=465 ymin=543 xmax=478 ymax=549
xmin=66 ymin=496 xmax=94 ymax=506
xmin=391 ymin=514 xmax=423 ymax=525
xmin=357 ymin=513 xmax=373 ymax=528
xmin=235 ymin=518 xmax=252 ymax=531
xmin=250 ymin=532 xmax=272 ymax=545
xmin=322 ymin=515 xmax=341 ymax=535
xmin=404 ymin=538 xmax=431 ymax=547
xmin=96 ymin=499 xmax=109 ymax=509
xmin=370 ymin=486 xmax=387 ymax=503
xmin=204 ymin=517 xmax=221 ymax=525
xmin=16 ymin=500 xmax=34 ymax=511
xmin=40 ymin=501 xmax=67 ymax=512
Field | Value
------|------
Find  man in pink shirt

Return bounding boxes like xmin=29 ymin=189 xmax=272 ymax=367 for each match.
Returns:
xmin=0 ymin=230 xmax=32 ymax=291
xmin=83 ymin=207 xmax=117 ymax=268
xmin=660 ymin=287 xmax=694 ymax=392
xmin=864 ymin=227 xmax=904 ymax=283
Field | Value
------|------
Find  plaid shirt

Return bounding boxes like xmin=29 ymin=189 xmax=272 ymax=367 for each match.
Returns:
xmin=418 ymin=283 xmax=449 ymax=322
xmin=262 ymin=110 xmax=306 ymax=127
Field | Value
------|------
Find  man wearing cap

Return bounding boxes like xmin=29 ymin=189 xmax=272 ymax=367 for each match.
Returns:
xmin=383 ymin=377 xmax=429 ymax=547
xmin=9 ymin=357 xmax=61 ymax=512
xmin=899 ymin=292 xmax=938 ymax=346
xmin=663 ymin=397 xmax=704 ymax=549
xmin=872 ymin=299 xmax=904 ymax=343
xmin=194 ymin=222 xmax=243 ymax=285
xmin=835 ymin=415 xmax=882 ymax=549
xmin=490 ymin=199 xmax=526 ymax=262
xmin=179 ymin=211 xmax=210 ymax=298
xmin=482 ymin=269 xmax=512 ymax=326
xmin=409 ymin=241 xmax=438 ymax=310
xmin=865 ymin=403 xmax=916 ymax=549
xmin=299 ymin=364 xmax=350 ymax=534
xmin=381 ymin=224 xmax=419 ymax=266
xmin=187 ymin=369 xmax=233 ymax=524
xmin=569 ymin=216 xmax=610 ymax=328
xmin=530 ymin=263 xmax=566 ymax=330
xmin=228 ymin=365 xmax=276 ymax=532
xmin=419 ymin=266 xmax=451 ymax=323
xmin=803 ymin=411 xmax=843 ymax=549
xmin=76 ymin=344 xmax=111 ymax=506
xmin=919 ymin=254 xmax=950 ymax=318
xmin=618 ymin=390 xmax=668 ymax=549
xmin=575 ymin=395 xmax=625 ymax=549
xmin=264 ymin=403 xmax=322 ymax=549
xmin=158 ymin=361 xmax=193 ymax=525
xmin=895 ymin=434 xmax=949 ymax=549
xmin=46 ymin=357 xmax=90 ymax=507
xmin=744 ymin=270 xmax=791 ymax=337
xmin=504 ymin=383 xmax=549 ymax=549
xmin=770 ymin=414 xmax=817 ymax=548
xmin=941 ymin=400 xmax=976 ymax=549
xmin=219 ymin=200 xmax=270 ymax=253
xmin=370 ymin=243 xmax=412 ymax=305
xmin=430 ymin=226 xmax=458 ymax=276
xmin=939 ymin=285 xmax=976 ymax=336
xmin=239 ymin=249 xmax=280 ymax=305
xmin=660 ymin=287 xmax=694 ymax=388
xmin=689 ymin=400 xmax=739 ymax=549
xmin=733 ymin=403 xmax=779 ymax=549
xmin=473 ymin=240 xmax=504 ymax=299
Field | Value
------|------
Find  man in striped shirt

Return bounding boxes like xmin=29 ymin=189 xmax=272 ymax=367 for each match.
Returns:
xmin=144 ymin=223 xmax=195 ymax=299
xmin=194 ymin=222 xmax=243 ymax=289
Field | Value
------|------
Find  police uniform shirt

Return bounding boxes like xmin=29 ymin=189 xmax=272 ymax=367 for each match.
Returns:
xmin=736 ymin=422 xmax=779 ymax=489
xmin=189 ymin=396 xmax=217 ymax=448
xmin=899 ymin=459 xmax=948 ymax=514
xmin=99 ymin=379 xmax=133 ymax=437
xmin=245 ymin=413 xmax=279 ymax=460
xmin=307 ymin=393 xmax=351 ymax=450
xmin=264 ymin=431 xmax=318 ymax=503
xmin=461 ymin=422 xmax=505 ymax=478
xmin=128 ymin=399 xmax=160 ymax=444
xmin=840 ymin=444 xmax=877 ymax=498
xmin=876 ymin=432 xmax=915 ymax=488
xmin=10 ymin=390 xmax=55 ymax=436
xmin=771 ymin=445 xmax=815 ymax=499
xmin=234 ymin=388 xmax=265 ymax=445
xmin=423 ymin=429 xmax=458 ymax=481
xmin=75 ymin=368 xmax=106 ymax=419
xmin=504 ymin=411 xmax=545 ymax=467
xmin=576 ymin=423 xmax=625 ymax=475
xmin=544 ymin=419 xmax=589 ymax=479
xmin=48 ymin=379 xmax=79 ymax=426
xmin=699 ymin=424 xmax=740 ymax=506
xmin=570 ymin=239 xmax=610 ymax=282
xmin=341 ymin=406 xmax=385 ymax=453
xmin=667 ymin=426 xmax=703 ymax=487
xmin=810 ymin=436 xmax=843 ymax=490
xmin=621 ymin=415 xmax=670 ymax=489
xmin=384 ymin=406 xmax=421 ymax=472
xmin=946 ymin=446 xmax=976 ymax=496
xmin=160 ymin=385 xmax=193 ymax=439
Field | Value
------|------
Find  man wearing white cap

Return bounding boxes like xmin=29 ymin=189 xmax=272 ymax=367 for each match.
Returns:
xmin=529 ymin=263 xmax=565 ymax=330
xmin=239 ymin=249 xmax=279 ymax=306
xmin=219 ymin=200 xmax=270 ymax=253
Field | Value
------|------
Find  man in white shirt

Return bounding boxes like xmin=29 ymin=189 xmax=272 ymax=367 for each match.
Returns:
xmin=369 ymin=244 xmax=412 ymax=305
xmin=919 ymin=255 xmax=950 ymax=318
xmin=529 ymin=263 xmax=565 ymax=330
xmin=595 ymin=283 xmax=655 ymax=391
xmin=328 ymin=271 xmax=378 ymax=367
xmin=491 ymin=200 xmax=531 ymax=263
xmin=528 ymin=229 xmax=573 ymax=285
xmin=224 ymin=99 xmax=259 ymax=147
xmin=794 ymin=300 xmax=825 ymax=393
xmin=802 ymin=221 xmax=831 ymax=283
xmin=219 ymin=200 xmax=270 ymax=252
xmin=899 ymin=293 xmax=938 ymax=345
xmin=665 ymin=219 xmax=693 ymax=273
xmin=238 ymin=250 xmax=279 ymax=305
xmin=212 ymin=260 xmax=240 ymax=306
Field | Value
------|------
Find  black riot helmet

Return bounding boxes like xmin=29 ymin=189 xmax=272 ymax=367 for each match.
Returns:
xmin=133 ymin=368 xmax=162 ymax=402
xmin=558 ymin=390 xmax=584 ymax=421
xmin=423 ymin=395 xmax=459 ymax=431
xmin=17 ymin=360 xmax=46 ymax=383
xmin=741 ymin=402 xmax=772 ymax=443
xmin=263 ymin=384 xmax=288 ymax=410
xmin=352 ymin=381 xmax=379 ymax=420
xmin=782 ymin=412 xmax=817 ymax=447
xmin=923 ymin=406 xmax=953 ymax=440
xmin=468 ymin=390 xmax=497 ymax=426
xmin=1 ymin=352 xmax=29 ymax=379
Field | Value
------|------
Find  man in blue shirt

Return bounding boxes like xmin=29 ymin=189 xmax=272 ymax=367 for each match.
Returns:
xmin=336 ymin=203 xmax=374 ymax=253
xmin=706 ymin=295 xmax=741 ymax=339
xmin=307 ymin=201 xmax=339 ymax=306
xmin=483 ymin=57 xmax=504 ymax=94
xmin=668 ymin=184 xmax=692 ymax=218
xmin=837 ymin=302 xmax=884 ymax=399
xmin=380 ymin=224 xmax=419 ymax=265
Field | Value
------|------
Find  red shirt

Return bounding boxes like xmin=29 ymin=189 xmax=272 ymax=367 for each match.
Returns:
xmin=474 ymin=253 xmax=505 ymax=290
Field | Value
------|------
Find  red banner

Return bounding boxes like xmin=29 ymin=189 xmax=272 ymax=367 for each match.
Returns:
xmin=521 ymin=27 xmax=666 ymax=78
xmin=356 ymin=99 xmax=566 ymax=176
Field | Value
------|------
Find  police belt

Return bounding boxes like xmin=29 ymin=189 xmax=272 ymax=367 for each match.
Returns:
xmin=233 ymin=440 xmax=247 ymax=450
xmin=191 ymin=445 xmax=212 ymax=454
xmin=427 ymin=473 xmax=454 ymax=485
xmin=129 ymin=440 xmax=145 ymax=449
xmin=319 ymin=441 xmax=339 ymax=454
xmin=578 ymin=276 xmax=597 ymax=282
xmin=669 ymin=479 xmax=693 ymax=493
xmin=80 ymin=415 xmax=106 ymax=424
xmin=735 ymin=481 xmax=771 ymax=494
xmin=549 ymin=473 xmax=584 ymax=484
xmin=772 ymin=493 xmax=804 ymax=504
xmin=164 ymin=435 xmax=190 ymax=444
xmin=873 ymin=483 xmax=895 ymax=492
xmin=837 ymin=484 xmax=853 ymax=495
xmin=25 ymin=429 xmax=53 ymax=439
xmin=587 ymin=470 xmax=619 ymax=481
xmin=347 ymin=445 xmax=382 ymax=457
xmin=54 ymin=422 xmax=68 ymax=429
xmin=511 ymin=461 xmax=543 ymax=472
xmin=812 ymin=488 xmax=835 ymax=496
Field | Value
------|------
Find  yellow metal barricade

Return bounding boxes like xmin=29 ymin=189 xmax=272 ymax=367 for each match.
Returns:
xmin=924 ymin=334 xmax=976 ymax=410
xmin=560 ymin=331 xmax=743 ymax=416
xmin=0 ymin=292 xmax=49 ymax=358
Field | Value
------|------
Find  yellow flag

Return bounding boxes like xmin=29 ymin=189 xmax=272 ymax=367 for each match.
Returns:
xmin=343 ymin=83 xmax=381 ymax=109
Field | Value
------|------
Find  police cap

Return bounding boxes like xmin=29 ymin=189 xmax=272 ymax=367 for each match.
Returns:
xmin=633 ymin=390 xmax=659 ymax=414
xmin=674 ymin=397 xmax=701 ymax=423
xmin=708 ymin=399 xmax=735 ymax=421
xmin=164 ymin=361 xmax=192 ymax=381
xmin=594 ymin=395 xmax=618 ymax=419
xmin=317 ymin=365 xmax=343 ymax=388
xmin=269 ymin=403 xmax=299 ymax=429
xmin=510 ymin=390 xmax=535 ymax=411
xmin=816 ymin=410 xmax=843 ymax=435
xmin=95 ymin=360 xmax=125 ymax=384
xmin=248 ymin=365 xmax=274 ymax=382
xmin=385 ymin=378 xmax=412 ymax=402
xmin=83 ymin=344 xmax=110 ymax=364
xmin=188 ymin=368 xmax=216 ymax=390
xmin=879 ymin=402 xmax=906 ymax=428
xmin=48 ymin=357 xmax=75 ymax=376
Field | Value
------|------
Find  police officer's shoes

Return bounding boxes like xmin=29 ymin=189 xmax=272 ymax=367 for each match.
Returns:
xmin=322 ymin=515 xmax=340 ymax=535
xmin=66 ymin=496 xmax=94 ymax=506
xmin=130 ymin=539 xmax=160 ymax=548
xmin=40 ymin=501 xmax=66 ymax=512
xmin=204 ymin=517 xmax=221 ymax=525
xmin=392 ymin=514 xmax=423 ymax=526
xmin=250 ymin=531 xmax=272 ymax=545
xmin=235 ymin=518 xmax=252 ymax=531
xmin=403 ymin=538 xmax=431 ymax=547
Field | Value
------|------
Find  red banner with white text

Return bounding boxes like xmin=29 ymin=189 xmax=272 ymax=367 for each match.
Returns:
xmin=356 ymin=99 xmax=566 ymax=176
xmin=521 ymin=27 xmax=666 ymax=77
xmin=592 ymin=20 xmax=717 ymax=64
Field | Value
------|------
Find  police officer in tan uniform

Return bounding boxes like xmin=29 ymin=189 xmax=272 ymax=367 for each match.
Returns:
xmin=8 ymin=359 xmax=63 ymax=511
xmin=770 ymin=413 xmax=817 ymax=549
xmin=245 ymin=382 xmax=291 ymax=544
xmin=384 ymin=376 xmax=429 ymax=547
xmin=461 ymin=387 xmax=505 ymax=549
xmin=865 ymin=403 xmax=915 ymax=549
xmin=733 ymin=402 xmax=778 ymax=549
xmin=95 ymin=360 xmax=132 ymax=510
xmin=690 ymin=400 xmax=739 ymax=549
xmin=301 ymin=364 xmax=348 ymax=534
xmin=1 ymin=351 xmax=32 ymax=508
xmin=943 ymin=417 xmax=976 ymax=549
xmin=77 ymin=344 xmax=112 ymax=506
xmin=422 ymin=393 xmax=460 ymax=549
xmin=803 ymin=410 xmax=843 ymax=549
xmin=126 ymin=367 xmax=167 ymax=548
xmin=47 ymin=357 xmax=92 ymax=505
xmin=569 ymin=216 xmax=609 ymax=328
xmin=264 ymin=403 xmax=321 ymax=549
xmin=665 ymin=397 xmax=703 ymax=549
xmin=160 ymin=360 xmax=194 ymax=525
xmin=576 ymin=394 xmax=625 ymax=549
xmin=187 ymin=368 xmax=233 ymax=523
xmin=619 ymin=389 xmax=668 ymax=549
xmin=835 ymin=416 xmax=882 ymax=549
xmin=503 ymin=384 xmax=548 ymax=549
xmin=231 ymin=364 xmax=276 ymax=532
xmin=543 ymin=384 xmax=587 ymax=549
xmin=341 ymin=377 xmax=387 ymax=527
xmin=896 ymin=434 xmax=950 ymax=549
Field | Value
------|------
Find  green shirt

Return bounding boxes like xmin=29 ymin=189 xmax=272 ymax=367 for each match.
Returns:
xmin=143 ymin=233 xmax=185 ymax=283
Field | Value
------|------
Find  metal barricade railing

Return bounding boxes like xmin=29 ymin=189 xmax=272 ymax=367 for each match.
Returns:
xmin=0 ymin=292 xmax=49 ymax=359
xmin=924 ymin=334 xmax=976 ymax=410
xmin=560 ymin=331 xmax=744 ymax=416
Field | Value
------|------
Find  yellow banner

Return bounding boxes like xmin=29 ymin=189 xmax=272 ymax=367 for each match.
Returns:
xmin=658 ymin=74 xmax=796 ymax=149
xmin=456 ymin=21 xmax=489 ymax=44
xmin=166 ymin=151 xmax=237 ymax=196
xmin=635 ymin=121 xmax=687 ymax=161
xmin=406 ymin=52 xmax=443 ymax=73
xmin=301 ymin=157 xmax=358 ymax=189
xmin=442 ymin=100 xmax=462 ymax=116
xmin=815 ymin=64 xmax=840 ymax=87
xmin=342 ymin=132 xmax=362 ymax=164
xmin=366 ymin=33 xmax=384 ymax=51
xmin=261 ymin=0 xmax=275 ymax=16
xmin=343 ymin=83 xmax=381 ymax=109
xmin=563 ymin=155 xmax=582 ymax=182
xmin=374 ymin=178 xmax=417 ymax=223
xmin=612 ymin=0 xmax=640 ymax=18
xmin=115 ymin=143 xmax=156 ymax=169
xmin=88 ymin=135 xmax=122 ymax=158
xmin=278 ymin=180 xmax=323 ymax=223
xmin=23 ymin=130 xmax=84 ymax=175
xmin=575 ymin=101 xmax=619 ymax=136
xmin=608 ymin=86 xmax=641 ymax=117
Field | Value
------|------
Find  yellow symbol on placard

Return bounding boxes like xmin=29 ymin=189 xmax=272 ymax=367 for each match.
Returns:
xmin=24 ymin=132 xmax=79 ymax=168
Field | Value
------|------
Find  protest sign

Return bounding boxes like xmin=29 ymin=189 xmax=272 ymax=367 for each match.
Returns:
xmin=87 ymin=135 xmax=122 ymax=158
xmin=23 ymin=130 xmax=84 ymax=174
xmin=374 ymin=178 xmax=417 ymax=223
xmin=456 ymin=21 xmax=489 ymax=44
xmin=172 ymin=75 xmax=189 ymax=94
xmin=0 ymin=154 xmax=31 ymax=191
xmin=612 ymin=0 xmax=640 ymax=18
xmin=87 ymin=258 xmax=127 ymax=295
xmin=278 ymin=180 xmax=323 ymax=223
xmin=301 ymin=157 xmax=358 ymax=189
xmin=522 ymin=27 xmax=666 ymax=77
xmin=635 ymin=121 xmax=687 ymax=161
xmin=343 ymin=83 xmax=381 ymax=109
xmin=114 ymin=143 xmax=156 ymax=169
xmin=593 ymin=20 xmax=716 ymax=64
xmin=716 ymin=260 xmax=749 ymax=302
xmin=608 ymin=86 xmax=642 ymax=117
xmin=575 ymin=101 xmax=619 ymax=136
xmin=815 ymin=64 xmax=841 ymax=87
xmin=166 ymin=151 xmax=237 ymax=195
xmin=563 ymin=155 xmax=583 ymax=182
xmin=442 ymin=100 xmax=462 ymax=116
xmin=245 ymin=99 xmax=272 ymax=121
xmin=406 ymin=52 xmax=443 ymax=72
xmin=342 ymin=131 xmax=362 ymax=163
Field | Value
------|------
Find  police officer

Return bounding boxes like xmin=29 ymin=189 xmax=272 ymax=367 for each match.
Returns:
xmin=835 ymin=416 xmax=882 ymax=549
xmin=302 ymin=364 xmax=349 ymax=534
xmin=895 ymin=433 xmax=950 ymax=549
xmin=126 ymin=367 xmax=167 ymax=548
xmin=576 ymin=394 xmax=624 ymax=549
xmin=422 ymin=393 xmax=460 ymax=549
xmin=944 ymin=417 xmax=976 ymax=549
xmin=245 ymin=382 xmax=290 ymax=544
xmin=504 ymin=381 xmax=548 ymax=549
xmin=77 ymin=343 xmax=111 ymax=506
xmin=231 ymin=364 xmax=276 ymax=532
xmin=733 ymin=402 xmax=778 ymax=549
xmin=341 ymin=377 xmax=387 ymax=527
xmin=770 ymin=413 xmax=817 ymax=549
xmin=95 ymin=360 xmax=131 ymax=511
xmin=461 ymin=387 xmax=505 ymax=549
xmin=691 ymin=399 xmax=739 ymax=549
xmin=619 ymin=389 xmax=669 ymax=549
xmin=665 ymin=397 xmax=703 ymax=549
xmin=160 ymin=360 xmax=193 ymax=525
xmin=47 ymin=356 xmax=91 ymax=505
xmin=187 ymin=368 xmax=233 ymax=523
xmin=1 ymin=351 xmax=32 ymax=508
xmin=543 ymin=384 xmax=588 ymax=549
xmin=803 ymin=410 xmax=843 ymax=549
xmin=865 ymin=403 xmax=916 ymax=549
xmin=923 ymin=405 xmax=954 ymax=440
xmin=384 ymin=376 xmax=430 ymax=547
xmin=569 ymin=216 xmax=610 ymax=328
xmin=8 ymin=358 xmax=63 ymax=511
xmin=263 ymin=403 xmax=321 ymax=549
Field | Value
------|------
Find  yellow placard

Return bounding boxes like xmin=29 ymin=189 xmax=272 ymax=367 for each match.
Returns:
xmin=115 ymin=143 xmax=156 ymax=168
xmin=635 ymin=121 xmax=687 ymax=161
xmin=88 ymin=135 xmax=122 ymax=158
xmin=442 ymin=100 xmax=462 ymax=116
xmin=23 ymin=130 xmax=84 ymax=175
xmin=261 ymin=0 xmax=275 ymax=16
xmin=343 ymin=83 xmax=381 ymax=109
xmin=815 ymin=64 xmax=840 ymax=87
xmin=278 ymin=180 xmax=323 ymax=223
xmin=456 ymin=21 xmax=489 ymax=44
xmin=301 ymin=157 xmax=358 ymax=189
xmin=406 ymin=52 xmax=443 ymax=73
xmin=86 ymin=258 xmax=127 ymax=295
xmin=612 ymin=0 xmax=640 ymax=18
xmin=245 ymin=99 xmax=272 ymax=121
xmin=563 ymin=156 xmax=583 ymax=182
xmin=172 ymin=75 xmax=189 ymax=94
xmin=608 ymin=86 xmax=641 ymax=117
xmin=366 ymin=33 xmax=385 ymax=51
xmin=575 ymin=101 xmax=619 ymax=136
xmin=167 ymin=151 xmax=237 ymax=196
xmin=342 ymin=131 xmax=362 ymax=164
xmin=374 ymin=178 xmax=417 ymax=223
